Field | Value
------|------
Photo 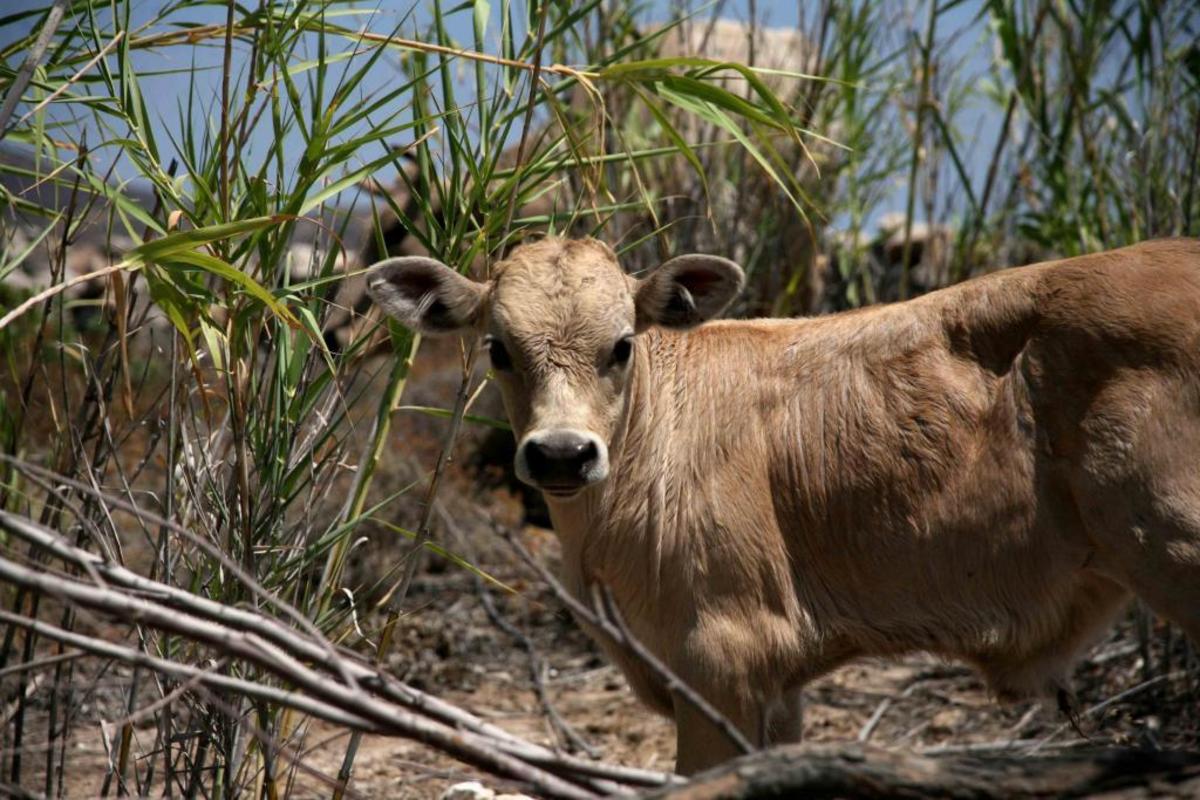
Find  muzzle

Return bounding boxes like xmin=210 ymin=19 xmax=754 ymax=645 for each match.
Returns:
xmin=515 ymin=429 xmax=609 ymax=497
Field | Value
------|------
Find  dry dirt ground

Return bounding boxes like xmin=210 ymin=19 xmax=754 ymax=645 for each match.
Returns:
xmin=9 ymin=342 xmax=1200 ymax=799
xmin=34 ymin=472 xmax=1200 ymax=799
xmin=287 ymin=517 xmax=1200 ymax=799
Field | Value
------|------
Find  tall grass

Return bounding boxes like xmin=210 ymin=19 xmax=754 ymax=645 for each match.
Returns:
xmin=0 ymin=0 xmax=819 ymax=792
xmin=0 ymin=0 xmax=1197 ymax=794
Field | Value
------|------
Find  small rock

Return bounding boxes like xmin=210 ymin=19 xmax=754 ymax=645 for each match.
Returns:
xmin=440 ymin=781 xmax=494 ymax=800
xmin=439 ymin=784 xmax=533 ymax=800
xmin=929 ymin=707 xmax=967 ymax=733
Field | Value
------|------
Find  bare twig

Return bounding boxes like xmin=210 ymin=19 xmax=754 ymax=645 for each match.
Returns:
xmin=0 ymin=263 xmax=127 ymax=333
xmin=0 ymin=559 xmax=602 ymax=798
xmin=1 ymin=673 xmax=49 ymax=727
xmin=597 ymin=585 xmax=756 ymax=756
xmin=0 ymin=0 xmax=71 ymax=141
xmin=1006 ymin=703 xmax=1043 ymax=742
xmin=0 ymin=651 xmax=82 ymax=682
xmin=441 ymin=504 xmax=598 ymax=757
xmin=498 ymin=525 xmax=755 ymax=757
xmin=186 ymin=684 xmax=371 ymax=800
xmin=1027 ymin=670 xmax=1196 ymax=754
xmin=919 ymin=737 xmax=1094 ymax=755
xmin=859 ymin=679 xmax=927 ymax=743
xmin=0 ymin=458 xmax=351 ymax=684
xmin=0 ymin=512 xmax=674 ymax=797
xmin=14 ymin=31 xmax=125 ymax=129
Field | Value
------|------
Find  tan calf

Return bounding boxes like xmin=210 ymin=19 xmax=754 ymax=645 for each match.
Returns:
xmin=367 ymin=237 xmax=1200 ymax=774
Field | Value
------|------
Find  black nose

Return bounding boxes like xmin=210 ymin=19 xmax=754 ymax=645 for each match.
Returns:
xmin=523 ymin=432 xmax=600 ymax=489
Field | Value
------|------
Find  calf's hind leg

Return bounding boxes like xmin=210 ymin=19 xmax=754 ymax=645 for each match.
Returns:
xmin=1070 ymin=396 xmax=1200 ymax=646
xmin=1083 ymin=486 xmax=1200 ymax=646
xmin=973 ymin=572 xmax=1130 ymax=703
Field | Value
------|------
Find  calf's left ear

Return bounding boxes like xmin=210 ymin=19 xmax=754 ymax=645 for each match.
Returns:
xmin=366 ymin=256 xmax=487 ymax=335
xmin=635 ymin=254 xmax=744 ymax=330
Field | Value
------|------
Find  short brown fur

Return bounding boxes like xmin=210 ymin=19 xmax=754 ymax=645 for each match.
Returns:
xmin=368 ymin=237 xmax=1200 ymax=774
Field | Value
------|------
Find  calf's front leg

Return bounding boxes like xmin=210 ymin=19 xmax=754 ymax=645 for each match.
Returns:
xmin=671 ymin=692 xmax=762 ymax=775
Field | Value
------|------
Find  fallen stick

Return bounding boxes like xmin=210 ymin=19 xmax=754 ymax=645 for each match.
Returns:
xmin=648 ymin=742 xmax=1200 ymax=799
xmin=0 ymin=511 xmax=676 ymax=797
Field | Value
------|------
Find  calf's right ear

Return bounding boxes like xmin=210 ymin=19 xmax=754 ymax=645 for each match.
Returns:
xmin=366 ymin=256 xmax=487 ymax=335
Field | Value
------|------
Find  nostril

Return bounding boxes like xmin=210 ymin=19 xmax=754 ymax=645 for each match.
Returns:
xmin=576 ymin=439 xmax=598 ymax=465
xmin=525 ymin=440 xmax=552 ymax=476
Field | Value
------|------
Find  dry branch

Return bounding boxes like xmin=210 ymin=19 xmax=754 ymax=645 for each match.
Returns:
xmin=5 ymin=480 xmax=1199 ymax=800
xmin=649 ymin=743 xmax=1200 ymax=799
xmin=0 ymin=510 xmax=672 ymax=799
xmin=9 ymin=511 xmax=1192 ymax=800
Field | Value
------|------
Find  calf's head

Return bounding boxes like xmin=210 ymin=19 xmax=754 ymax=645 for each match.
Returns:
xmin=367 ymin=238 xmax=743 ymax=498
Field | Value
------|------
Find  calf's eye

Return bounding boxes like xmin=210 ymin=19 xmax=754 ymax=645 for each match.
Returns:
xmin=487 ymin=337 xmax=512 ymax=371
xmin=610 ymin=336 xmax=633 ymax=367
